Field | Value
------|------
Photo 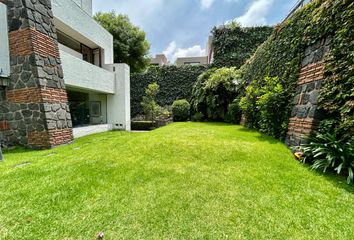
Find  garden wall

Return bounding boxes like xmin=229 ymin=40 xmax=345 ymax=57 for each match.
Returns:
xmin=131 ymin=65 xmax=207 ymax=117
xmin=240 ymin=0 xmax=353 ymax=145
xmin=211 ymin=25 xmax=273 ymax=68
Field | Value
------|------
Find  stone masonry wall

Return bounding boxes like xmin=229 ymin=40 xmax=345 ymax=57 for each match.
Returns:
xmin=286 ymin=37 xmax=331 ymax=146
xmin=0 ymin=0 xmax=73 ymax=149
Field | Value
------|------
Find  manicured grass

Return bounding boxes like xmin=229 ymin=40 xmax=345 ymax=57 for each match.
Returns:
xmin=0 ymin=123 xmax=353 ymax=239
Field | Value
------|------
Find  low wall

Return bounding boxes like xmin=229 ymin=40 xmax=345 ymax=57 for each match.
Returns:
xmin=73 ymin=124 xmax=113 ymax=139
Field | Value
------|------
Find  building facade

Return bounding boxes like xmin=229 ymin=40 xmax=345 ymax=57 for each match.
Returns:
xmin=0 ymin=0 xmax=130 ymax=149
xmin=175 ymin=56 xmax=208 ymax=66
xmin=150 ymin=54 xmax=168 ymax=66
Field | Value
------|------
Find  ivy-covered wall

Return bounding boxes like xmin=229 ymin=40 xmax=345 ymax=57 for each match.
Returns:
xmin=240 ymin=0 xmax=353 ymax=141
xmin=131 ymin=65 xmax=207 ymax=117
xmin=211 ymin=25 xmax=273 ymax=68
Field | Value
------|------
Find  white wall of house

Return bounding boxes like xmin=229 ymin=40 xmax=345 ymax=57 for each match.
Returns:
xmin=0 ymin=3 xmax=10 ymax=78
xmin=52 ymin=0 xmax=113 ymax=64
xmin=60 ymin=50 xmax=115 ymax=94
xmin=71 ymin=0 xmax=92 ymax=16
xmin=52 ymin=1 xmax=131 ymax=133
xmin=106 ymin=64 xmax=131 ymax=131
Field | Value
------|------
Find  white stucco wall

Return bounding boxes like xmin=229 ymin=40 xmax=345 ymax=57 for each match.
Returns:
xmin=60 ymin=50 xmax=115 ymax=94
xmin=107 ymin=64 xmax=131 ymax=131
xmin=0 ymin=3 xmax=10 ymax=77
xmin=71 ymin=0 xmax=92 ymax=16
xmin=52 ymin=0 xmax=113 ymax=64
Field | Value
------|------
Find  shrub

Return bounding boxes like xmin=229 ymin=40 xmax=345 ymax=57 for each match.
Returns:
xmin=225 ymin=100 xmax=242 ymax=124
xmin=141 ymin=82 xmax=162 ymax=121
xmin=240 ymin=76 xmax=289 ymax=139
xmin=131 ymin=121 xmax=156 ymax=131
xmin=172 ymin=99 xmax=191 ymax=122
xmin=191 ymin=67 xmax=244 ymax=122
xmin=302 ymin=133 xmax=354 ymax=184
xmin=192 ymin=112 xmax=205 ymax=122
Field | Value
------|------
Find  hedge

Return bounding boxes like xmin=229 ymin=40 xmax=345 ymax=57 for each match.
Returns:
xmin=131 ymin=65 xmax=207 ymax=117
xmin=131 ymin=121 xmax=155 ymax=131
xmin=211 ymin=24 xmax=273 ymax=68
xmin=240 ymin=0 xmax=354 ymax=140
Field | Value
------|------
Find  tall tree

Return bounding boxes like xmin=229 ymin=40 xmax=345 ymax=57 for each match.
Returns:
xmin=94 ymin=12 xmax=150 ymax=73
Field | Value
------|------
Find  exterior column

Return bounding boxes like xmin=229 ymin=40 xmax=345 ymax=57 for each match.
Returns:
xmin=0 ymin=0 xmax=73 ymax=148
xmin=286 ymin=37 xmax=331 ymax=146
xmin=106 ymin=64 xmax=131 ymax=131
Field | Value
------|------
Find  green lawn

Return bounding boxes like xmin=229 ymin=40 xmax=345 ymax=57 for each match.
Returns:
xmin=0 ymin=123 xmax=353 ymax=239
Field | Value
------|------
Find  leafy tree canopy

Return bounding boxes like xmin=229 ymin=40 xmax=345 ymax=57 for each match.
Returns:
xmin=94 ymin=11 xmax=150 ymax=73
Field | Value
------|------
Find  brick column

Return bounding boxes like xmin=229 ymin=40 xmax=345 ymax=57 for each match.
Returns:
xmin=0 ymin=0 xmax=73 ymax=149
xmin=286 ymin=37 xmax=331 ymax=146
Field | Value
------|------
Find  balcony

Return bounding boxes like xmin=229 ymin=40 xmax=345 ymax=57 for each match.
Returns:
xmin=52 ymin=0 xmax=113 ymax=64
xmin=59 ymin=48 xmax=115 ymax=94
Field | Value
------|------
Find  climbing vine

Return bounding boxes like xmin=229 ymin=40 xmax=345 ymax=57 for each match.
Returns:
xmin=240 ymin=0 xmax=353 ymax=140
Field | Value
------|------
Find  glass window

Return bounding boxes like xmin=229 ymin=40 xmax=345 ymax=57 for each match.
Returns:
xmin=57 ymin=30 xmax=81 ymax=53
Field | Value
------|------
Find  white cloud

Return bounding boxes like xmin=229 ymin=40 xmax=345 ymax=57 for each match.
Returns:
xmin=163 ymin=41 xmax=177 ymax=59
xmin=200 ymin=0 xmax=239 ymax=10
xmin=235 ymin=0 xmax=273 ymax=27
xmin=163 ymin=41 xmax=206 ymax=62
xmin=200 ymin=0 xmax=215 ymax=9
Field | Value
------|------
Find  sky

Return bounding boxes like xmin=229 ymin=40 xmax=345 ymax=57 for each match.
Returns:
xmin=93 ymin=0 xmax=298 ymax=62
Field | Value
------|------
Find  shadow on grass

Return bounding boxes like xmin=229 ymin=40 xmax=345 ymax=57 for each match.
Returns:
xmin=238 ymin=126 xmax=281 ymax=145
xmin=237 ymin=127 xmax=354 ymax=193
xmin=2 ymin=147 xmax=37 ymax=155
xmin=307 ymin=165 xmax=354 ymax=194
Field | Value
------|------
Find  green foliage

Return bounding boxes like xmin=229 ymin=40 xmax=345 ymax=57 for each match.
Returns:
xmin=317 ymin=0 xmax=354 ymax=140
xmin=141 ymin=83 xmax=162 ymax=121
xmin=211 ymin=24 xmax=273 ymax=68
xmin=302 ymin=133 xmax=354 ymax=184
xmin=131 ymin=65 xmax=207 ymax=117
xmin=239 ymin=82 xmax=260 ymax=129
xmin=191 ymin=67 xmax=243 ymax=121
xmin=241 ymin=77 xmax=289 ymax=139
xmin=225 ymin=100 xmax=242 ymax=124
xmin=240 ymin=0 xmax=354 ymax=141
xmin=131 ymin=121 xmax=156 ymax=131
xmin=172 ymin=99 xmax=191 ymax=122
xmin=94 ymin=11 xmax=150 ymax=73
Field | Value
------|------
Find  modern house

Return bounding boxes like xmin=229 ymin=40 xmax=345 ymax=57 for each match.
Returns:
xmin=150 ymin=54 xmax=169 ymax=66
xmin=175 ymin=56 xmax=208 ymax=66
xmin=0 ymin=0 xmax=131 ymax=149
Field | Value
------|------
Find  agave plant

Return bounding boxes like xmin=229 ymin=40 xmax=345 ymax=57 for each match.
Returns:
xmin=302 ymin=133 xmax=354 ymax=184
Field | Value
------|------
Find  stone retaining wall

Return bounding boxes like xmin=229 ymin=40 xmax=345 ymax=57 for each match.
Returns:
xmin=286 ymin=37 xmax=331 ymax=146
